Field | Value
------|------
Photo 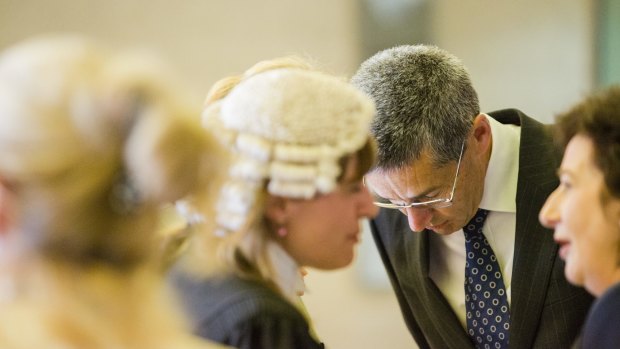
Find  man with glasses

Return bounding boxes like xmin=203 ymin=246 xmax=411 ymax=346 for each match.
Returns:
xmin=351 ymin=45 xmax=593 ymax=349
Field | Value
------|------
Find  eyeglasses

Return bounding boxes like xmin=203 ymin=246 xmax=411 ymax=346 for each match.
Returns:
xmin=369 ymin=141 xmax=465 ymax=210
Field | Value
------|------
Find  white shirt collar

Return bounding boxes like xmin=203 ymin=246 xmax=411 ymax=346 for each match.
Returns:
xmin=479 ymin=114 xmax=521 ymax=213
xmin=266 ymin=241 xmax=306 ymax=304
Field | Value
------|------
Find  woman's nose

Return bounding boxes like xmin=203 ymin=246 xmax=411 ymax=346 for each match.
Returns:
xmin=539 ymin=187 xmax=560 ymax=229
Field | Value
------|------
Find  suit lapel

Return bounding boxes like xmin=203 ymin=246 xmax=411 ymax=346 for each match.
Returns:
xmin=403 ymin=230 xmax=474 ymax=348
xmin=502 ymin=112 xmax=560 ymax=348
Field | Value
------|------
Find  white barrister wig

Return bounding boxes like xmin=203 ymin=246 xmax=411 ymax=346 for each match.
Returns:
xmin=202 ymin=68 xmax=375 ymax=234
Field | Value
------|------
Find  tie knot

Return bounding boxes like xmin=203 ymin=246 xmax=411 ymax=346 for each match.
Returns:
xmin=463 ymin=209 xmax=489 ymax=240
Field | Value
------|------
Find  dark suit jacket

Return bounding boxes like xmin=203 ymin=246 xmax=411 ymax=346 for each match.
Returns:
xmin=370 ymin=109 xmax=594 ymax=349
xmin=579 ymin=282 xmax=620 ymax=348
xmin=171 ymin=272 xmax=323 ymax=349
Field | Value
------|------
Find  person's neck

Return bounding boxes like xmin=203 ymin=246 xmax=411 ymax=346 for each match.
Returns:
xmin=589 ymin=268 xmax=620 ymax=297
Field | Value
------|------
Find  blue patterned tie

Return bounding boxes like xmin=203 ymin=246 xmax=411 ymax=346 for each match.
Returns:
xmin=464 ymin=209 xmax=510 ymax=349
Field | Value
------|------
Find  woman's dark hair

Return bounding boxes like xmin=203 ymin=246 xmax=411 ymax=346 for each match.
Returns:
xmin=554 ymin=85 xmax=620 ymax=198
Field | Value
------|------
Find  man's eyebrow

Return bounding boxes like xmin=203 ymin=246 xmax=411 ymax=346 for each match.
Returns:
xmin=404 ymin=184 xmax=442 ymax=202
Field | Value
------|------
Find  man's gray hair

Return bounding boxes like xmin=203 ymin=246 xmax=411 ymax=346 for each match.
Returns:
xmin=351 ymin=44 xmax=479 ymax=170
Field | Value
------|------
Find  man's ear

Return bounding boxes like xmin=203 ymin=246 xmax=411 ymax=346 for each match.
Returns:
xmin=472 ymin=114 xmax=492 ymax=157
xmin=264 ymin=195 xmax=288 ymax=225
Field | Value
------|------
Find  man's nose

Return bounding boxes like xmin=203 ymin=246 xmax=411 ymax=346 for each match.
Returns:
xmin=403 ymin=206 xmax=433 ymax=233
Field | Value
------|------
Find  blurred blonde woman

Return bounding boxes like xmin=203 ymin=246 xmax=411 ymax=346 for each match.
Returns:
xmin=0 ymin=35 xmax=227 ymax=349
xmin=170 ymin=58 xmax=379 ymax=349
xmin=538 ymin=86 xmax=620 ymax=348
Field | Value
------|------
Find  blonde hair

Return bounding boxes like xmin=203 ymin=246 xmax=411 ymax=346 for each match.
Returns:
xmin=0 ymin=35 xmax=209 ymax=269
xmin=179 ymin=57 xmax=375 ymax=293
xmin=0 ymin=34 xmax=220 ymax=349
xmin=176 ymin=57 xmax=311 ymax=278
xmin=0 ymin=36 xmax=225 ymax=349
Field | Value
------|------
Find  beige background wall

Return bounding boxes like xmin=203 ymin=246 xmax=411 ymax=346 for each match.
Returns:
xmin=0 ymin=0 xmax=362 ymax=101
xmin=0 ymin=1 xmax=595 ymax=348
xmin=431 ymin=0 xmax=595 ymax=122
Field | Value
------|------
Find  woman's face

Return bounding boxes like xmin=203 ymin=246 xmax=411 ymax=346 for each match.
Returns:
xmin=276 ymin=157 xmax=379 ymax=270
xmin=539 ymin=135 xmax=620 ymax=296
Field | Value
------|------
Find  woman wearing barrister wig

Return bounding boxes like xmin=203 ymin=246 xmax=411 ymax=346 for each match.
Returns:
xmin=171 ymin=58 xmax=379 ymax=349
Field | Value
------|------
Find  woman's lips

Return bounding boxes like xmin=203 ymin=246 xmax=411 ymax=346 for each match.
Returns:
xmin=556 ymin=239 xmax=570 ymax=260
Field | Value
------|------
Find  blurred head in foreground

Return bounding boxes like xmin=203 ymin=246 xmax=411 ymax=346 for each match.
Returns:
xmin=0 ymin=34 xmax=222 ymax=349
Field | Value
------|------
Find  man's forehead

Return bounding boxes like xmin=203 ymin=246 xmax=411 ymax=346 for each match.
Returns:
xmin=372 ymin=153 xmax=440 ymax=179
xmin=369 ymin=165 xmax=435 ymax=191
